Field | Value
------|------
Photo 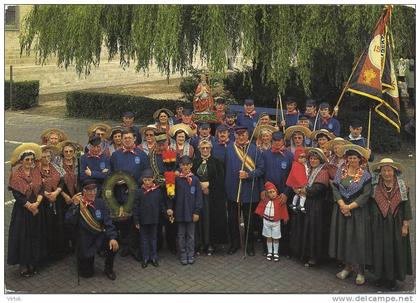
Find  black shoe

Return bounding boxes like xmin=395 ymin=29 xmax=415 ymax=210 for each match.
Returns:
xmin=104 ymin=268 xmax=116 ymax=280
xmin=247 ymin=249 xmax=255 ymax=256
xmin=120 ymin=248 xmax=130 ymax=257
xmin=151 ymin=259 xmax=159 ymax=267
xmin=386 ymin=280 xmax=397 ymax=291
xmin=227 ymin=247 xmax=238 ymax=255
xmin=141 ymin=261 xmax=148 ymax=268
xmin=133 ymin=253 xmax=142 ymax=262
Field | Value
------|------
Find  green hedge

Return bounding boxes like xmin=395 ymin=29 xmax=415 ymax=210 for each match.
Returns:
xmin=66 ymin=91 xmax=188 ymax=124
xmin=5 ymin=80 xmax=40 ymax=110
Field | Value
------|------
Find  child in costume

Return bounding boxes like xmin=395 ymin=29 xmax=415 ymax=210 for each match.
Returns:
xmin=286 ymin=147 xmax=309 ymax=212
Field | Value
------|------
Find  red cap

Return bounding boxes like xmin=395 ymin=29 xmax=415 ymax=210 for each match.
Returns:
xmin=264 ymin=181 xmax=278 ymax=193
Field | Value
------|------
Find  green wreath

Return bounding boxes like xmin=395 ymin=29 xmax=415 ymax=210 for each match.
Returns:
xmin=102 ymin=171 xmax=137 ymax=220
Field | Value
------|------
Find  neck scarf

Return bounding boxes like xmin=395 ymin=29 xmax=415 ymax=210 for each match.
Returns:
xmin=245 ymin=110 xmax=257 ymax=118
xmin=286 ymin=109 xmax=298 ymax=115
xmin=9 ymin=165 xmax=43 ymax=199
xmin=307 ymin=164 xmax=329 ymax=187
xmin=333 ymin=163 xmax=371 ymax=199
xmin=63 ymin=161 xmax=77 ymax=196
xmin=372 ymin=173 xmax=408 ymax=218
xmin=38 ymin=163 xmax=61 ymax=192
xmin=87 ymin=149 xmax=102 ymax=158
xmin=271 ymin=145 xmax=286 ymax=154
xmin=218 ymin=137 xmax=229 ymax=146
xmin=142 ymin=183 xmax=160 ymax=194
xmin=123 ymin=145 xmax=137 ymax=155
xmin=179 ymin=172 xmax=193 ymax=186
xmin=82 ymin=193 xmax=95 ymax=209
xmin=321 ymin=115 xmax=331 ymax=125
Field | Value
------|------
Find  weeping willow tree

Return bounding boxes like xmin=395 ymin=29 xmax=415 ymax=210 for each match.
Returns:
xmin=19 ymin=4 xmax=415 ymax=96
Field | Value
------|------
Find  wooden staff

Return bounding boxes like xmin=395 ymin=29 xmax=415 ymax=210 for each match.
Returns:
xmin=312 ymin=109 xmax=320 ymax=132
xmin=279 ymin=94 xmax=285 ymax=133
xmin=367 ymin=107 xmax=372 ymax=149
xmin=275 ymin=96 xmax=279 ymax=127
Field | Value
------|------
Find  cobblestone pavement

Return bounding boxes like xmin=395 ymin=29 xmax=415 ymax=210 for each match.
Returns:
xmin=3 ymin=112 xmax=416 ymax=294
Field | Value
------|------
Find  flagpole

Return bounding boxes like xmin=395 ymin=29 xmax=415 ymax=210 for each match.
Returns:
xmin=279 ymin=94 xmax=285 ymax=133
xmin=275 ymin=96 xmax=279 ymax=127
xmin=333 ymin=50 xmax=365 ymax=117
xmin=367 ymin=107 xmax=372 ymax=149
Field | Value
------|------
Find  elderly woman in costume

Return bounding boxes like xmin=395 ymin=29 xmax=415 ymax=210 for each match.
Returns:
xmin=192 ymin=139 xmax=228 ymax=256
xmin=38 ymin=145 xmax=68 ymax=260
xmin=139 ymin=124 xmax=157 ymax=155
xmin=153 ymin=108 xmax=175 ymax=138
xmin=285 ymin=125 xmax=312 ymax=155
xmin=289 ymin=148 xmax=331 ymax=267
xmin=255 ymin=125 xmax=277 ymax=151
xmin=108 ymin=126 xmax=123 ymax=156
xmin=329 ymin=144 xmax=372 ymax=286
xmin=370 ymin=158 xmax=413 ymax=291
xmin=7 ymin=143 xmax=47 ymax=277
xmin=324 ymin=137 xmax=350 ymax=179
xmin=169 ymin=124 xmax=195 ymax=160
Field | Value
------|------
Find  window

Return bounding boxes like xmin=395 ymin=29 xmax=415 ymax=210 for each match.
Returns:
xmin=5 ymin=5 xmax=19 ymax=30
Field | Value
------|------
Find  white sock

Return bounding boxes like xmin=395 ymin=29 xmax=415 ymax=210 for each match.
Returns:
xmin=300 ymin=195 xmax=306 ymax=208
xmin=273 ymin=241 xmax=279 ymax=255
xmin=267 ymin=241 xmax=273 ymax=254
xmin=292 ymin=194 xmax=299 ymax=206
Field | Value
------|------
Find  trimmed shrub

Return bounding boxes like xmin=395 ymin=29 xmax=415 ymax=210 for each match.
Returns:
xmin=66 ymin=91 xmax=189 ymax=124
xmin=5 ymin=80 xmax=40 ymax=110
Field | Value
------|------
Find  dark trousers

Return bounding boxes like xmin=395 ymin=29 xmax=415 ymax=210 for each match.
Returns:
xmin=114 ymin=217 xmax=139 ymax=255
xmin=164 ymin=219 xmax=177 ymax=253
xmin=140 ymin=224 xmax=158 ymax=262
xmin=227 ymin=200 xmax=257 ymax=250
xmin=195 ymin=194 xmax=211 ymax=251
xmin=177 ymin=222 xmax=195 ymax=261
xmin=78 ymin=241 xmax=116 ymax=278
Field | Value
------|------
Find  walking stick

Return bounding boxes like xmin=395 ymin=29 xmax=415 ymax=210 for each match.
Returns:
xmin=279 ymin=94 xmax=286 ymax=133
xmin=367 ymin=107 xmax=372 ymax=150
xmin=76 ymin=150 xmax=82 ymax=286
xmin=312 ymin=109 xmax=320 ymax=132
xmin=243 ymin=154 xmax=258 ymax=259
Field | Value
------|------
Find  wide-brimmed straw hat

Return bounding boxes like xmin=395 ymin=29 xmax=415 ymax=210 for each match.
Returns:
xmin=255 ymin=125 xmax=278 ymax=137
xmin=371 ymin=158 xmax=403 ymax=173
xmin=310 ymin=128 xmax=336 ymax=141
xmin=336 ymin=144 xmax=371 ymax=160
xmin=284 ymin=125 xmax=312 ymax=141
xmin=169 ymin=124 xmax=193 ymax=138
xmin=87 ymin=123 xmax=112 ymax=138
xmin=305 ymin=147 xmax=328 ymax=163
xmin=325 ymin=137 xmax=351 ymax=151
xmin=10 ymin=143 xmax=42 ymax=166
xmin=57 ymin=140 xmax=84 ymax=155
xmin=40 ymin=128 xmax=68 ymax=144
xmin=140 ymin=124 xmax=158 ymax=137
xmin=153 ymin=108 xmax=174 ymax=120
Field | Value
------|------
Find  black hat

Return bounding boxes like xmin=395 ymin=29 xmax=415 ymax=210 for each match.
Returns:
xmin=215 ymin=98 xmax=226 ymax=104
xmin=350 ymin=119 xmax=363 ymax=128
xmin=175 ymin=103 xmax=184 ymax=109
xmin=225 ymin=110 xmax=237 ymax=117
xmin=182 ymin=108 xmax=193 ymax=115
xmin=216 ymin=124 xmax=229 ymax=132
xmin=179 ymin=155 xmax=192 ymax=165
xmin=83 ymin=179 xmax=97 ymax=190
xmin=319 ymin=102 xmax=330 ymax=109
xmin=244 ymin=99 xmax=254 ymax=106
xmin=234 ymin=126 xmax=248 ymax=134
xmin=122 ymin=111 xmax=135 ymax=118
xmin=155 ymin=132 xmax=167 ymax=143
xmin=199 ymin=122 xmax=210 ymax=129
xmin=272 ymin=131 xmax=285 ymax=141
xmin=88 ymin=135 xmax=101 ymax=146
xmin=286 ymin=97 xmax=297 ymax=104
xmin=141 ymin=168 xmax=154 ymax=179
xmin=306 ymin=99 xmax=316 ymax=107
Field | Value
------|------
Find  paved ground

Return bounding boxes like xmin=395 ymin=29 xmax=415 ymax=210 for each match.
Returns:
xmin=3 ymin=111 xmax=416 ymax=294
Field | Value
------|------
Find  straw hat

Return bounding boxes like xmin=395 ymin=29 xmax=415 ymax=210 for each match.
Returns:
xmin=310 ymin=128 xmax=336 ymax=141
xmin=284 ymin=125 xmax=312 ymax=141
xmin=305 ymin=147 xmax=328 ymax=163
xmin=140 ymin=124 xmax=158 ymax=137
xmin=153 ymin=108 xmax=174 ymax=120
xmin=57 ymin=140 xmax=84 ymax=155
xmin=10 ymin=143 xmax=42 ymax=166
xmin=169 ymin=123 xmax=193 ymax=138
xmin=371 ymin=158 xmax=403 ymax=172
xmin=87 ymin=123 xmax=112 ymax=138
xmin=336 ymin=144 xmax=371 ymax=160
xmin=40 ymin=128 xmax=68 ymax=145
xmin=255 ymin=125 xmax=278 ymax=137
xmin=324 ymin=137 xmax=351 ymax=151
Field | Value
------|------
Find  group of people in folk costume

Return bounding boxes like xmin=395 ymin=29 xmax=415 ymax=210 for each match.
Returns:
xmin=7 ymin=96 xmax=412 ymax=291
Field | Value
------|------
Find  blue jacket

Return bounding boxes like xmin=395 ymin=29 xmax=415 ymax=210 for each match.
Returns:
xmin=212 ymin=141 xmax=229 ymax=163
xmin=110 ymin=148 xmax=150 ymax=183
xmin=237 ymin=112 xmax=259 ymax=135
xmin=65 ymin=198 xmax=117 ymax=258
xmin=80 ymin=153 xmax=110 ymax=190
xmin=279 ymin=110 xmax=300 ymax=129
xmin=261 ymin=149 xmax=294 ymax=197
xmin=314 ymin=116 xmax=341 ymax=137
xmin=133 ymin=187 xmax=166 ymax=225
xmin=224 ymin=142 xmax=264 ymax=203
xmin=169 ymin=175 xmax=203 ymax=222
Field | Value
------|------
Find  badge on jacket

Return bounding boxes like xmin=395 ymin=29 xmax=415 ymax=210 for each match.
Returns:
xmin=328 ymin=123 xmax=333 ymax=130
xmin=100 ymin=162 xmax=106 ymax=170
xmin=190 ymin=186 xmax=196 ymax=194
xmin=281 ymin=161 xmax=287 ymax=169
xmin=95 ymin=209 xmax=102 ymax=219
xmin=135 ymin=156 xmax=140 ymax=164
